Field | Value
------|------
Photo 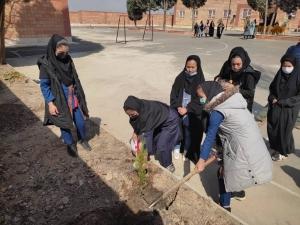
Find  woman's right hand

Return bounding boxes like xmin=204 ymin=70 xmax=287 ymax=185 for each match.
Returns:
xmin=48 ymin=102 xmax=59 ymax=116
xmin=132 ymin=133 xmax=138 ymax=141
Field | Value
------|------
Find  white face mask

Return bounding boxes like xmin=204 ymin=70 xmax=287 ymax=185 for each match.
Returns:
xmin=186 ymin=70 xmax=197 ymax=76
xmin=282 ymin=66 xmax=294 ymax=74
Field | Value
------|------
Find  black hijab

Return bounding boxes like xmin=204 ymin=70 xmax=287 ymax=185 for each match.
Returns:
xmin=199 ymin=81 xmax=224 ymax=102
xmin=123 ymin=96 xmax=170 ymax=135
xmin=173 ymin=55 xmax=205 ymax=95
xmin=218 ymin=47 xmax=251 ymax=83
xmin=270 ymin=55 xmax=300 ymax=99
xmin=46 ymin=34 xmax=74 ymax=86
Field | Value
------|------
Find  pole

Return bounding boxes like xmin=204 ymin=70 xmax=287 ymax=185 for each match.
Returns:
xmin=151 ymin=16 xmax=154 ymax=41
xmin=163 ymin=0 xmax=167 ymax=31
xmin=263 ymin=0 xmax=268 ymax=35
xmin=123 ymin=16 xmax=127 ymax=44
xmin=225 ymin=0 xmax=232 ymax=30
xmin=116 ymin=16 xmax=121 ymax=43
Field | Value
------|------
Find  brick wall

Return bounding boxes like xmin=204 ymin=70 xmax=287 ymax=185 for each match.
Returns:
xmin=5 ymin=0 xmax=71 ymax=46
xmin=70 ymin=11 xmax=174 ymax=27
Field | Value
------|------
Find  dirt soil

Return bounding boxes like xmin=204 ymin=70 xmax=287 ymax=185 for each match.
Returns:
xmin=0 ymin=65 xmax=240 ymax=225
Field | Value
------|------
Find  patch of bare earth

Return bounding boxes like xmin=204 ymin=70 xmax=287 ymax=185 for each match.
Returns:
xmin=0 ymin=65 xmax=240 ymax=225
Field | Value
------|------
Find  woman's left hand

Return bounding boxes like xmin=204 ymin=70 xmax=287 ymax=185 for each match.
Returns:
xmin=178 ymin=107 xmax=188 ymax=116
xmin=196 ymin=159 xmax=206 ymax=172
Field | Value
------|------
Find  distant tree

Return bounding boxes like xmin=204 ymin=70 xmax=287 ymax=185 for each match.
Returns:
xmin=181 ymin=0 xmax=207 ymax=29
xmin=278 ymin=0 xmax=300 ymax=14
xmin=127 ymin=0 xmax=144 ymax=27
xmin=156 ymin=0 xmax=177 ymax=30
xmin=247 ymin=0 xmax=267 ymax=18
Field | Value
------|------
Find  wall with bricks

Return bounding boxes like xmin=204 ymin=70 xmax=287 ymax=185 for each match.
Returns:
xmin=70 ymin=11 xmax=174 ymax=27
xmin=5 ymin=0 xmax=71 ymax=46
xmin=174 ymin=0 xmax=300 ymax=31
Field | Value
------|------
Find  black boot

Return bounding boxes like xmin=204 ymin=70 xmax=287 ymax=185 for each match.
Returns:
xmin=67 ymin=144 xmax=78 ymax=157
xmin=79 ymin=140 xmax=92 ymax=151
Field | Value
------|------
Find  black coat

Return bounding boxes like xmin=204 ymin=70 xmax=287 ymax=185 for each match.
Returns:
xmin=169 ymin=55 xmax=205 ymax=161
xmin=267 ymin=55 xmax=300 ymax=155
xmin=217 ymin=47 xmax=261 ymax=112
xmin=38 ymin=56 xmax=89 ymax=129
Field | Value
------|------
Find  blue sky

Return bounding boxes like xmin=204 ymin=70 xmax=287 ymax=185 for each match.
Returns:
xmin=68 ymin=0 xmax=127 ymax=12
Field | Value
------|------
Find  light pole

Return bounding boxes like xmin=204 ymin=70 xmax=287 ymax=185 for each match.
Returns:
xmin=263 ymin=0 xmax=268 ymax=35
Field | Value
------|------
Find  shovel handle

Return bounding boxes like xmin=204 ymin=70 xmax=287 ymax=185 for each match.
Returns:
xmin=148 ymin=156 xmax=217 ymax=208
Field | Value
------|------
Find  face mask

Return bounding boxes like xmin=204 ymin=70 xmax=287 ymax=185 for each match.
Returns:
xmin=282 ymin=67 xmax=294 ymax=74
xmin=186 ymin=71 xmax=197 ymax=76
xmin=200 ymin=97 xmax=207 ymax=104
xmin=56 ymin=52 xmax=68 ymax=60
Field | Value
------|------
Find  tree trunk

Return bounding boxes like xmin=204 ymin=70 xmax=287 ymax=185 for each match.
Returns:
xmin=191 ymin=7 xmax=195 ymax=31
xmin=134 ymin=19 xmax=137 ymax=27
xmin=270 ymin=5 xmax=278 ymax=27
xmin=148 ymin=8 xmax=151 ymax=28
xmin=163 ymin=0 xmax=167 ymax=31
xmin=0 ymin=2 xmax=6 ymax=65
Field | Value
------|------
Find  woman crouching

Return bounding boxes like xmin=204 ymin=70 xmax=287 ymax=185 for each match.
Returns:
xmin=124 ymin=96 xmax=180 ymax=172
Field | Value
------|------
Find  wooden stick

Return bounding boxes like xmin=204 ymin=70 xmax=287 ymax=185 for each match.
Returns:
xmin=148 ymin=156 xmax=216 ymax=208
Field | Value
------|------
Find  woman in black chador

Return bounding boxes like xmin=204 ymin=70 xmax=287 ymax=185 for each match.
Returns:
xmin=170 ymin=55 xmax=205 ymax=162
xmin=215 ymin=47 xmax=261 ymax=112
xmin=38 ymin=34 xmax=91 ymax=157
xmin=209 ymin=21 xmax=215 ymax=37
xmin=267 ymin=55 xmax=300 ymax=161
xmin=123 ymin=96 xmax=180 ymax=172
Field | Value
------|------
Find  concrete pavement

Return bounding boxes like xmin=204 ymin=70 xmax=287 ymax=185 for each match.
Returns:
xmin=6 ymin=27 xmax=300 ymax=225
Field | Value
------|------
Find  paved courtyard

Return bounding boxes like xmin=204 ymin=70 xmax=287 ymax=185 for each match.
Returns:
xmin=6 ymin=27 xmax=300 ymax=225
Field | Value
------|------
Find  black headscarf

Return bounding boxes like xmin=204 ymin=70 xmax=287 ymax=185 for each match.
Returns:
xmin=218 ymin=47 xmax=251 ymax=83
xmin=270 ymin=54 xmax=300 ymax=100
xmin=173 ymin=55 xmax=205 ymax=95
xmin=199 ymin=81 xmax=224 ymax=102
xmin=123 ymin=96 xmax=170 ymax=135
xmin=46 ymin=34 xmax=74 ymax=86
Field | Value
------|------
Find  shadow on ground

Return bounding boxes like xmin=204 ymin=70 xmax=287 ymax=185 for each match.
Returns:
xmin=0 ymin=79 xmax=163 ymax=225
xmin=6 ymin=36 xmax=104 ymax=67
xmin=281 ymin=165 xmax=300 ymax=188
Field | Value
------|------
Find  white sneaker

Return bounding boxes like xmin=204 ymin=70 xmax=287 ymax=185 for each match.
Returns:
xmin=272 ymin=153 xmax=287 ymax=161
xmin=182 ymin=150 xmax=188 ymax=161
xmin=173 ymin=146 xmax=180 ymax=160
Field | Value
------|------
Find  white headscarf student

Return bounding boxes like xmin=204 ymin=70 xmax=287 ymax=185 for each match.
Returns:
xmin=195 ymin=81 xmax=272 ymax=212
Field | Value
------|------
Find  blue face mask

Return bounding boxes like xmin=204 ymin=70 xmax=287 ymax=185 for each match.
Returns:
xmin=200 ymin=97 xmax=207 ymax=104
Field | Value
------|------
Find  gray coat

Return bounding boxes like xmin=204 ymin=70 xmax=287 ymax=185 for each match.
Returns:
xmin=214 ymin=93 xmax=272 ymax=192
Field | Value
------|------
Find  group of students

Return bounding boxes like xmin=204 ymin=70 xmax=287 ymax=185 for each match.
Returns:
xmin=37 ymin=34 xmax=299 ymax=212
xmin=123 ymin=46 xmax=300 ymax=211
xmin=194 ymin=19 xmax=225 ymax=39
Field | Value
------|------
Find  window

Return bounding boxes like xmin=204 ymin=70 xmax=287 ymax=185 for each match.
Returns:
xmin=208 ymin=9 xmax=216 ymax=19
xmin=179 ymin=10 xmax=185 ymax=18
xmin=193 ymin=10 xmax=198 ymax=18
xmin=224 ymin=9 xmax=232 ymax=18
xmin=242 ymin=8 xmax=251 ymax=18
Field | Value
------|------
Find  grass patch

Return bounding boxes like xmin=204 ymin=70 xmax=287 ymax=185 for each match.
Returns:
xmin=1 ymin=70 xmax=25 ymax=83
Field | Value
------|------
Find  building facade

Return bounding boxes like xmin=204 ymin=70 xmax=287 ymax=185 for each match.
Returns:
xmin=173 ymin=0 xmax=300 ymax=31
xmin=4 ymin=0 xmax=71 ymax=46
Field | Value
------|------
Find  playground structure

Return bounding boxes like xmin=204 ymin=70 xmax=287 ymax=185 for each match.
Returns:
xmin=116 ymin=15 xmax=154 ymax=44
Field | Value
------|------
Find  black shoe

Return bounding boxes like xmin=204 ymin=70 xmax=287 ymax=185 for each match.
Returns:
xmin=231 ymin=190 xmax=246 ymax=201
xmin=223 ymin=206 xmax=231 ymax=212
xmin=67 ymin=144 xmax=78 ymax=157
xmin=79 ymin=140 xmax=92 ymax=151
